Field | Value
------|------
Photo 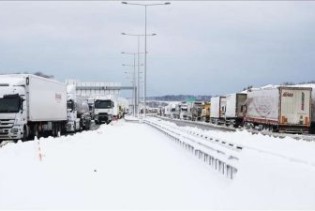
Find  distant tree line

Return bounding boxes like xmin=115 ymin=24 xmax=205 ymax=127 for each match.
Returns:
xmin=148 ymin=95 xmax=212 ymax=102
xmin=281 ymin=80 xmax=315 ymax=85
xmin=33 ymin=72 xmax=54 ymax=79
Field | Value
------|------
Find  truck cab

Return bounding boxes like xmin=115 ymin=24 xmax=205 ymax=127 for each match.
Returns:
xmin=179 ymin=102 xmax=192 ymax=120
xmin=94 ymin=98 xmax=114 ymax=124
xmin=0 ymin=80 xmax=27 ymax=141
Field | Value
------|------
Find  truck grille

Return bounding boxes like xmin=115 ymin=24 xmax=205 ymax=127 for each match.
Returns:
xmin=0 ymin=119 xmax=17 ymax=140
xmin=0 ymin=119 xmax=15 ymax=128
xmin=0 ymin=129 xmax=9 ymax=135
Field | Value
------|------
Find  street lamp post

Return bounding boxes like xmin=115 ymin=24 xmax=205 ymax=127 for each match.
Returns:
xmin=121 ymin=32 xmax=155 ymax=117
xmin=122 ymin=2 xmax=170 ymax=118
xmin=122 ymin=58 xmax=136 ymax=116
xmin=122 ymin=53 xmax=144 ymax=117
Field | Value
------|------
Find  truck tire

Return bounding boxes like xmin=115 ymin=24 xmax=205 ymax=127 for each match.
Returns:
xmin=34 ymin=125 xmax=39 ymax=139
xmin=85 ymin=121 xmax=91 ymax=130
xmin=22 ymin=125 xmax=30 ymax=141
xmin=52 ymin=124 xmax=56 ymax=137
xmin=56 ymin=123 xmax=61 ymax=136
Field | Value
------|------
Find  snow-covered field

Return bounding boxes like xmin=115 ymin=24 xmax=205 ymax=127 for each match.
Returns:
xmin=0 ymin=118 xmax=315 ymax=209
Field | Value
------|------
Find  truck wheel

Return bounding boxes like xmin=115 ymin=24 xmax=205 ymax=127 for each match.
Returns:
xmin=22 ymin=125 xmax=29 ymax=141
xmin=52 ymin=124 xmax=56 ymax=137
xmin=85 ymin=121 xmax=91 ymax=130
xmin=56 ymin=124 xmax=61 ymax=136
xmin=34 ymin=126 xmax=39 ymax=139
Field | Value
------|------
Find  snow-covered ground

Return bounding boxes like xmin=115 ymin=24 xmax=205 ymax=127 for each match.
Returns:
xmin=0 ymin=118 xmax=315 ymax=209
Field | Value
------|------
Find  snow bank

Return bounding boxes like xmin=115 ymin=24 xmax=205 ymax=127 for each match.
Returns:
xmin=0 ymin=119 xmax=315 ymax=209
xmin=0 ymin=121 xmax=228 ymax=209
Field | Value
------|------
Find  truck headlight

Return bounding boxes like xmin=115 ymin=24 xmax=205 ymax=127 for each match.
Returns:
xmin=11 ymin=128 xmax=19 ymax=133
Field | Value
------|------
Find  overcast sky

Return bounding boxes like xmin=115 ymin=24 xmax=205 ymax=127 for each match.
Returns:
xmin=0 ymin=1 xmax=314 ymax=96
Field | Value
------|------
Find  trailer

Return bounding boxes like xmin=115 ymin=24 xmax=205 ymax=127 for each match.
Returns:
xmin=0 ymin=74 xmax=67 ymax=141
xmin=290 ymin=84 xmax=315 ymax=133
xmin=210 ymin=96 xmax=226 ymax=124
xmin=225 ymin=93 xmax=247 ymax=126
xmin=244 ymin=86 xmax=312 ymax=133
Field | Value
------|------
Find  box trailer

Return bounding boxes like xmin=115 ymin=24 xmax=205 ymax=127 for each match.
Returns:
xmin=225 ymin=93 xmax=247 ymax=126
xmin=210 ymin=96 xmax=226 ymax=124
xmin=290 ymin=84 xmax=315 ymax=133
xmin=244 ymin=86 xmax=312 ymax=133
xmin=0 ymin=74 xmax=67 ymax=141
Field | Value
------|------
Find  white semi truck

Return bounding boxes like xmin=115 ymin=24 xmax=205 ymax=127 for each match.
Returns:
xmin=94 ymin=95 xmax=119 ymax=124
xmin=244 ymin=86 xmax=312 ymax=133
xmin=179 ymin=102 xmax=193 ymax=120
xmin=164 ymin=102 xmax=179 ymax=119
xmin=0 ymin=74 xmax=67 ymax=141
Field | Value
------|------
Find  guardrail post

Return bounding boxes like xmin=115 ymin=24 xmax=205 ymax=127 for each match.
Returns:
xmin=204 ymin=154 xmax=208 ymax=162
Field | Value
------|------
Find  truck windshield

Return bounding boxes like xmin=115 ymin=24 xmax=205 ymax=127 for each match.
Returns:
xmin=95 ymin=100 xmax=114 ymax=109
xmin=0 ymin=94 xmax=21 ymax=113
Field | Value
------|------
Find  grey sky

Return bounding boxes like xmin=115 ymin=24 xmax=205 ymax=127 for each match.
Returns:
xmin=0 ymin=1 xmax=314 ymax=96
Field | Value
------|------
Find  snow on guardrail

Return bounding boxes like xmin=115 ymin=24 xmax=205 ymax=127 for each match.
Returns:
xmin=148 ymin=117 xmax=315 ymax=170
xmin=144 ymin=119 xmax=240 ymax=179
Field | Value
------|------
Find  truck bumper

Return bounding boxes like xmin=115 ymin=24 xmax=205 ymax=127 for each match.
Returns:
xmin=0 ymin=126 xmax=24 ymax=140
xmin=95 ymin=113 xmax=112 ymax=124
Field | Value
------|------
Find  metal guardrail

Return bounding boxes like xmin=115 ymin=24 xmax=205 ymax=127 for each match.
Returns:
xmin=144 ymin=119 xmax=240 ymax=179
xmin=146 ymin=118 xmax=315 ymax=169
xmin=157 ymin=116 xmax=236 ymax=132
xmin=157 ymin=116 xmax=315 ymax=142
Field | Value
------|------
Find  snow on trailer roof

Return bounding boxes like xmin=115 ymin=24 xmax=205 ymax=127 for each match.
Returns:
xmin=0 ymin=74 xmax=27 ymax=86
xmin=0 ymin=74 xmax=64 ymax=86
xmin=245 ymin=83 xmax=313 ymax=91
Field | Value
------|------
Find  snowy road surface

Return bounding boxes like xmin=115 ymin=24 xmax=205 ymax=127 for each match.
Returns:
xmin=0 ymin=119 xmax=315 ymax=209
